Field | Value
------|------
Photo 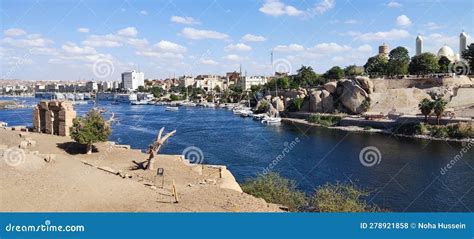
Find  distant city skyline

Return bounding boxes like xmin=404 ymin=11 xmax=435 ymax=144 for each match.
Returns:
xmin=1 ymin=0 xmax=472 ymax=81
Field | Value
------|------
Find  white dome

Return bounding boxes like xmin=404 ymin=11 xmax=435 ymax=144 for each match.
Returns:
xmin=437 ymin=45 xmax=455 ymax=61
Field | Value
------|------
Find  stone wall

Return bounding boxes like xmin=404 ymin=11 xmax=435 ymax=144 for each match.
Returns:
xmin=32 ymin=101 xmax=76 ymax=136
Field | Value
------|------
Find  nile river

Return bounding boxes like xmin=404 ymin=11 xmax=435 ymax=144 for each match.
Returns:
xmin=1 ymin=97 xmax=473 ymax=212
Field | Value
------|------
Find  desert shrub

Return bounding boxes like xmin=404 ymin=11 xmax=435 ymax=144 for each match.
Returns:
xmin=255 ymin=100 xmax=270 ymax=113
xmin=169 ymin=94 xmax=180 ymax=101
xmin=429 ymin=125 xmax=449 ymax=138
xmin=392 ymin=123 xmax=427 ymax=135
xmin=70 ymin=109 xmax=112 ymax=154
xmin=241 ymin=172 xmax=308 ymax=212
xmin=360 ymin=99 xmax=371 ymax=113
xmin=446 ymin=122 xmax=474 ymax=139
xmin=310 ymin=182 xmax=379 ymax=212
xmin=307 ymin=114 xmax=342 ymax=127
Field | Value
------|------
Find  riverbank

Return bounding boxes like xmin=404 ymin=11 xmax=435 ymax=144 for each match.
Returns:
xmin=0 ymin=127 xmax=282 ymax=212
xmin=282 ymin=117 xmax=473 ymax=143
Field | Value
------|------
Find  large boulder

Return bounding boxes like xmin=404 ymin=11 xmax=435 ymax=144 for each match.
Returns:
xmin=354 ymin=76 xmax=374 ymax=94
xmin=271 ymin=97 xmax=285 ymax=111
xmin=323 ymin=81 xmax=337 ymax=94
xmin=320 ymin=90 xmax=335 ymax=113
xmin=309 ymin=90 xmax=323 ymax=112
xmin=337 ymin=80 xmax=369 ymax=114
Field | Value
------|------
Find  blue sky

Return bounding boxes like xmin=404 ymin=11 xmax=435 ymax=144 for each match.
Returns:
xmin=1 ymin=0 xmax=472 ymax=81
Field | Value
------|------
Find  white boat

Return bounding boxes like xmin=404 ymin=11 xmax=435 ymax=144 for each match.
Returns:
xmin=182 ymin=102 xmax=197 ymax=107
xmin=165 ymin=106 xmax=179 ymax=111
xmin=72 ymin=101 xmax=88 ymax=105
xmin=253 ymin=113 xmax=266 ymax=120
xmin=131 ymin=100 xmax=149 ymax=105
xmin=262 ymin=116 xmax=282 ymax=124
xmin=206 ymin=103 xmax=216 ymax=108
xmin=239 ymin=110 xmax=253 ymax=117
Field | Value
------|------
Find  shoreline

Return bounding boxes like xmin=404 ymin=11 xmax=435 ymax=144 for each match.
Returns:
xmin=282 ymin=118 xmax=473 ymax=143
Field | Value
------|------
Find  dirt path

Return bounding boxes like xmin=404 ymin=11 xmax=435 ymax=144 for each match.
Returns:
xmin=0 ymin=128 xmax=281 ymax=212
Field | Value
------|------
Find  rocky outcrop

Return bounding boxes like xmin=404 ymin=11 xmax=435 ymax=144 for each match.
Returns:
xmin=354 ymin=76 xmax=374 ymax=94
xmin=320 ymin=90 xmax=335 ymax=113
xmin=309 ymin=90 xmax=323 ymax=112
xmin=272 ymin=97 xmax=285 ymax=112
xmin=323 ymin=81 xmax=337 ymax=94
xmin=336 ymin=80 xmax=370 ymax=114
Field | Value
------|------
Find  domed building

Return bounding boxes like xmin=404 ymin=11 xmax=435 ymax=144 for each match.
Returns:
xmin=437 ymin=45 xmax=456 ymax=61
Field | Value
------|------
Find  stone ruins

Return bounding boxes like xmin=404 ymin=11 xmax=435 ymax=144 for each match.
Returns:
xmin=32 ymin=101 xmax=76 ymax=136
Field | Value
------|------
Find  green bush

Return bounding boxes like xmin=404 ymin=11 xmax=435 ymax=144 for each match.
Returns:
xmin=70 ymin=109 xmax=112 ymax=154
xmin=169 ymin=94 xmax=180 ymax=101
xmin=310 ymin=182 xmax=379 ymax=212
xmin=360 ymin=99 xmax=371 ymax=113
xmin=446 ymin=122 xmax=474 ymax=139
xmin=288 ymin=97 xmax=304 ymax=112
xmin=429 ymin=125 xmax=449 ymax=138
xmin=392 ymin=123 xmax=427 ymax=135
xmin=307 ymin=114 xmax=342 ymax=127
xmin=256 ymin=100 xmax=270 ymax=113
xmin=241 ymin=172 xmax=308 ymax=212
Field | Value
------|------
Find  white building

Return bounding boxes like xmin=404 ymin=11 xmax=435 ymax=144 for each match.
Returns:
xmin=85 ymin=81 xmax=98 ymax=92
xmin=195 ymin=75 xmax=223 ymax=91
xmin=241 ymin=76 xmax=268 ymax=91
xmin=121 ymin=70 xmax=145 ymax=91
xmin=180 ymin=76 xmax=195 ymax=88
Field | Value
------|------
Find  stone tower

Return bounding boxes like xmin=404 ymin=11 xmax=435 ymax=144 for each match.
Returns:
xmin=416 ymin=35 xmax=423 ymax=56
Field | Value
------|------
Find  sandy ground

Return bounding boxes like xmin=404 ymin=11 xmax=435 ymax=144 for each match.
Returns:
xmin=0 ymin=128 xmax=282 ymax=212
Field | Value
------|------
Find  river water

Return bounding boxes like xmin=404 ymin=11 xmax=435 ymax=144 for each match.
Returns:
xmin=1 ymin=97 xmax=473 ymax=212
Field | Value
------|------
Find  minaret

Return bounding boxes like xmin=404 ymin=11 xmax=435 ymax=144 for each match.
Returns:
xmin=416 ymin=34 xmax=423 ymax=56
xmin=460 ymin=30 xmax=467 ymax=55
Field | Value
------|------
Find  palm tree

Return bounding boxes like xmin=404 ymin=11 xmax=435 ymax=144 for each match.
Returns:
xmin=418 ymin=98 xmax=434 ymax=123
xmin=433 ymin=98 xmax=447 ymax=125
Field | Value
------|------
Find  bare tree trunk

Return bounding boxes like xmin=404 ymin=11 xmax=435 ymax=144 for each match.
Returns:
xmin=146 ymin=128 xmax=175 ymax=170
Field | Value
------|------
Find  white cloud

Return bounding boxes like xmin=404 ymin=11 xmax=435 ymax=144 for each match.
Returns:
xmin=309 ymin=42 xmax=351 ymax=54
xmin=2 ymin=34 xmax=53 ymax=48
xmin=154 ymin=40 xmax=186 ymax=53
xmin=127 ymin=38 xmax=149 ymax=48
xmin=344 ymin=19 xmax=359 ymax=24
xmin=396 ymin=15 xmax=412 ymax=27
xmin=200 ymin=58 xmax=218 ymax=65
xmin=273 ymin=44 xmax=305 ymax=52
xmin=241 ymin=34 xmax=267 ymax=42
xmin=424 ymin=22 xmax=445 ymax=30
xmin=313 ymin=0 xmax=335 ymax=14
xmin=224 ymin=54 xmax=243 ymax=61
xmin=387 ymin=1 xmax=402 ymax=8
xmin=181 ymin=27 xmax=229 ymax=40
xmin=357 ymin=44 xmax=372 ymax=52
xmin=170 ymin=16 xmax=200 ymax=25
xmin=259 ymin=0 xmax=303 ymax=17
xmin=82 ymin=34 xmax=121 ymax=47
xmin=30 ymin=47 xmax=58 ymax=56
xmin=62 ymin=42 xmax=97 ymax=55
xmin=117 ymin=27 xmax=138 ymax=37
xmin=140 ymin=10 xmax=148 ymax=15
xmin=349 ymin=29 xmax=410 ymax=41
xmin=77 ymin=28 xmax=90 ymax=33
xmin=4 ymin=28 xmax=27 ymax=37
xmin=224 ymin=43 xmax=252 ymax=52
xmin=135 ymin=50 xmax=184 ymax=59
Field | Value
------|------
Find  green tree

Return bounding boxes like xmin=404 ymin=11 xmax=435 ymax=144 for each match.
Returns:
xmin=344 ymin=65 xmax=363 ymax=77
xmin=70 ymin=109 xmax=112 ymax=154
xmin=461 ymin=43 xmax=474 ymax=75
xmin=213 ymin=85 xmax=221 ymax=93
xmin=438 ymin=56 xmax=451 ymax=73
xmin=170 ymin=94 xmax=180 ymax=101
xmin=364 ymin=55 xmax=388 ymax=78
xmin=277 ymin=77 xmax=290 ymax=89
xmin=150 ymin=87 xmax=163 ymax=98
xmin=387 ymin=47 xmax=410 ymax=77
xmin=289 ymin=97 xmax=304 ymax=112
xmin=323 ymin=66 xmax=344 ymax=80
xmin=295 ymin=65 xmax=318 ymax=87
xmin=418 ymin=98 xmax=434 ymax=122
xmin=137 ymin=85 xmax=146 ymax=92
xmin=433 ymin=97 xmax=447 ymax=125
xmin=409 ymin=53 xmax=439 ymax=75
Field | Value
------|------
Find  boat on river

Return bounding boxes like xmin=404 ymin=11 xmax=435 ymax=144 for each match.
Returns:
xmin=261 ymin=116 xmax=282 ymax=124
xmin=165 ymin=106 xmax=179 ymax=111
